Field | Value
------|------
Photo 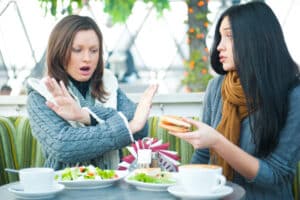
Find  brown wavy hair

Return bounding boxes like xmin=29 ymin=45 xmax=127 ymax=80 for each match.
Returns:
xmin=46 ymin=15 xmax=108 ymax=102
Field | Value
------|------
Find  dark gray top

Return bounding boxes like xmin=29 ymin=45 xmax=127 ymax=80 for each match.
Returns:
xmin=191 ymin=76 xmax=300 ymax=200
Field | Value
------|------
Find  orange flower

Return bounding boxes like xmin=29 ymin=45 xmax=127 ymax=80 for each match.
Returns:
xmin=189 ymin=61 xmax=195 ymax=69
xmin=202 ymin=56 xmax=208 ymax=62
xmin=196 ymin=33 xmax=205 ymax=39
xmin=188 ymin=8 xmax=194 ymax=14
xmin=204 ymin=47 xmax=209 ymax=53
xmin=189 ymin=28 xmax=195 ymax=33
xmin=204 ymin=21 xmax=209 ymax=28
xmin=198 ymin=1 xmax=205 ymax=7
xmin=201 ymin=68 xmax=208 ymax=74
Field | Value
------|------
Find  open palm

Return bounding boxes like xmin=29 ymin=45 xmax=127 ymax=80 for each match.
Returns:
xmin=45 ymin=77 xmax=83 ymax=121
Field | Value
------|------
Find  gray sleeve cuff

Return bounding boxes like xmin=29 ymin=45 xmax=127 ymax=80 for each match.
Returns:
xmin=118 ymin=112 xmax=134 ymax=142
xmin=246 ymin=159 xmax=273 ymax=185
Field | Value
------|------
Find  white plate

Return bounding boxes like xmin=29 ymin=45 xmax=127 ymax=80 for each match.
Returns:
xmin=56 ymin=170 xmax=128 ymax=189
xmin=168 ymin=185 xmax=233 ymax=200
xmin=124 ymin=172 xmax=177 ymax=192
xmin=8 ymin=183 xmax=64 ymax=199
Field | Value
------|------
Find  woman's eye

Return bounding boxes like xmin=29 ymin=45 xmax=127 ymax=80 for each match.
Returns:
xmin=226 ymin=34 xmax=232 ymax=38
xmin=91 ymin=49 xmax=99 ymax=54
xmin=72 ymin=48 xmax=81 ymax=53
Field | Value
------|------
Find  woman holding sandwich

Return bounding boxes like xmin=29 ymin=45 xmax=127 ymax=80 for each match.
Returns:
xmin=27 ymin=15 xmax=158 ymax=170
xmin=167 ymin=2 xmax=300 ymax=199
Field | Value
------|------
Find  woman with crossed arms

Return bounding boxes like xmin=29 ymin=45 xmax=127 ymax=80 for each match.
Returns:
xmin=27 ymin=15 xmax=158 ymax=170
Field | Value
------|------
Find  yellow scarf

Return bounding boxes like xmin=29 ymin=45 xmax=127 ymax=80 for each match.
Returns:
xmin=211 ymin=71 xmax=248 ymax=180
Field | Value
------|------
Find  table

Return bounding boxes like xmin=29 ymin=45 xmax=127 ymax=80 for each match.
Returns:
xmin=0 ymin=181 xmax=245 ymax=200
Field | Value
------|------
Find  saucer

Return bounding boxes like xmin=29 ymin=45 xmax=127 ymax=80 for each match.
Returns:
xmin=8 ymin=183 xmax=64 ymax=199
xmin=167 ymin=185 xmax=233 ymax=200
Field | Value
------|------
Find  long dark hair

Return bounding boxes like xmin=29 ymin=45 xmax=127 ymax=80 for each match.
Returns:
xmin=47 ymin=15 xmax=108 ymax=102
xmin=210 ymin=2 xmax=300 ymax=157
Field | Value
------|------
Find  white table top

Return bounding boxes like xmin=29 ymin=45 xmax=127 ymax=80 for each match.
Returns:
xmin=0 ymin=180 xmax=245 ymax=200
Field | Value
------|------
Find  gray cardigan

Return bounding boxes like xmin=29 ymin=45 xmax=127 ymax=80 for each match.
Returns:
xmin=27 ymin=87 xmax=148 ymax=170
xmin=191 ymin=76 xmax=300 ymax=200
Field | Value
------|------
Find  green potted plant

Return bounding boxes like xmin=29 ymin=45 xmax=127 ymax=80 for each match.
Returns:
xmin=182 ymin=0 xmax=212 ymax=92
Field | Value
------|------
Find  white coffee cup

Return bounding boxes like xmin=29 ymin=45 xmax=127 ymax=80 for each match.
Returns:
xmin=19 ymin=168 xmax=55 ymax=193
xmin=178 ymin=164 xmax=226 ymax=195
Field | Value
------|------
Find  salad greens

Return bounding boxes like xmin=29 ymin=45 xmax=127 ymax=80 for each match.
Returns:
xmin=55 ymin=165 xmax=117 ymax=181
xmin=129 ymin=172 xmax=175 ymax=184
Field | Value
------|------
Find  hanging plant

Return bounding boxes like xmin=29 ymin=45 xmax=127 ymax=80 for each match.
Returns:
xmin=37 ymin=0 xmax=169 ymax=23
xmin=182 ymin=0 xmax=212 ymax=92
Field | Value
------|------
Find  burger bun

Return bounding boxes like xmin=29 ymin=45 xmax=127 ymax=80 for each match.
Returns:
xmin=159 ymin=115 xmax=191 ymax=133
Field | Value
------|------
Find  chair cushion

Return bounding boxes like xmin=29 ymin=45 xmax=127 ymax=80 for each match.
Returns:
xmin=0 ymin=117 xmax=19 ymax=185
xmin=293 ymin=162 xmax=300 ymax=200
xmin=0 ymin=116 xmax=45 ymax=186
xmin=14 ymin=116 xmax=44 ymax=169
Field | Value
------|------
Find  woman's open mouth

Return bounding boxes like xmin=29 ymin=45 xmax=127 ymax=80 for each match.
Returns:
xmin=79 ymin=66 xmax=91 ymax=76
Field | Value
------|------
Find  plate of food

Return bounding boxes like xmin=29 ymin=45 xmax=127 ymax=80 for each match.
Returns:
xmin=55 ymin=165 xmax=128 ymax=189
xmin=124 ymin=168 xmax=177 ymax=191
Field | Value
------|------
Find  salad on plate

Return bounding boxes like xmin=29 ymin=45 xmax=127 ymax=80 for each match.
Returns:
xmin=55 ymin=165 xmax=117 ymax=181
xmin=125 ymin=168 xmax=177 ymax=191
xmin=55 ymin=165 xmax=127 ymax=189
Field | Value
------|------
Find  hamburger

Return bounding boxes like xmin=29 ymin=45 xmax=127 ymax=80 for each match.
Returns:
xmin=134 ymin=168 xmax=161 ymax=176
xmin=159 ymin=115 xmax=191 ymax=133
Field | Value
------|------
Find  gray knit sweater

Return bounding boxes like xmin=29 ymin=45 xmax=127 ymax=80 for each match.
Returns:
xmin=191 ymin=76 xmax=300 ymax=200
xmin=27 ymin=85 xmax=148 ymax=170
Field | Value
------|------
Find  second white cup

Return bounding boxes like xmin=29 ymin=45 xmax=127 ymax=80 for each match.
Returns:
xmin=178 ymin=164 xmax=226 ymax=195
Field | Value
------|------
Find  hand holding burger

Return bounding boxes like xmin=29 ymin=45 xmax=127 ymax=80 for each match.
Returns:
xmin=159 ymin=115 xmax=191 ymax=133
xmin=162 ymin=117 xmax=222 ymax=150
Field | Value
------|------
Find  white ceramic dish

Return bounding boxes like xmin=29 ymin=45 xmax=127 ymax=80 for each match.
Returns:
xmin=167 ymin=185 xmax=233 ymax=200
xmin=56 ymin=170 xmax=128 ymax=189
xmin=124 ymin=172 xmax=177 ymax=192
xmin=8 ymin=183 xmax=64 ymax=199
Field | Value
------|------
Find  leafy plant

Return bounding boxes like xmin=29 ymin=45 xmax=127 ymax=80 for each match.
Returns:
xmin=182 ymin=0 xmax=212 ymax=92
xmin=182 ymin=49 xmax=212 ymax=92
xmin=37 ymin=0 xmax=170 ymax=23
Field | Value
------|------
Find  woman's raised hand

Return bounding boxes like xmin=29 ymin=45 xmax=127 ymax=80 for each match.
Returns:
xmin=168 ymin=118 xmax=221 ymax=149
xmin=45 ymin=77 xmax=90 ymax=124
xmin=129 ymin=84 xmax=158 ymax=133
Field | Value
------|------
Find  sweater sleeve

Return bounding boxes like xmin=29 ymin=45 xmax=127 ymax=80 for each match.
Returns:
xmin=250 ymin=86 xmax=300 ymax=186
xmin=116 ymin=89 xmax=148 ymax=140
xmin=27 ymin=90 xmax=133 ymax=163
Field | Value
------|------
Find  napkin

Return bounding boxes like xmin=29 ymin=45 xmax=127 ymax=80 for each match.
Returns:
xmin=118 ymin=138 xmax=180 ymax=172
